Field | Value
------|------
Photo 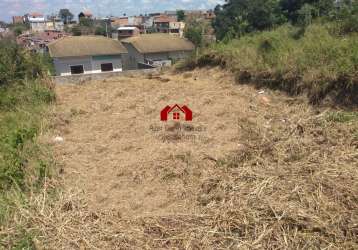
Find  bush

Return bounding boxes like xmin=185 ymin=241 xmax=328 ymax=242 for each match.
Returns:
xmin=0 ymin=41 xmax=55 ymax=191
xmin=0 ymin=40 xmax=51 ymax=87
xmin=184 ymin=26 xmax=203 ymax=47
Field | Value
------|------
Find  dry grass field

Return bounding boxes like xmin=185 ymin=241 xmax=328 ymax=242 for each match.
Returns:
xmin=27 ymin=68 xmax=357 ymax=249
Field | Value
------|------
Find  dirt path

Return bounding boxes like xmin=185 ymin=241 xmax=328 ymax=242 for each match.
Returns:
xmin=36 ymin=68 xmax=357 ymax=249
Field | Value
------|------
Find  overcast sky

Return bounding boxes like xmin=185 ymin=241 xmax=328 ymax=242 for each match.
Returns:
xmin=0 ymin=0 xmax=224 ymax=22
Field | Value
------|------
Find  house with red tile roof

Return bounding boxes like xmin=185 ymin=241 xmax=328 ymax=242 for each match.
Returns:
xmin=153 ymin=15 xmax=177 ymax=33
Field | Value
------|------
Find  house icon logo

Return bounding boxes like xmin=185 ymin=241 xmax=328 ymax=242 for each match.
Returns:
xmin=161 ymin=104 xmax=193 ymax=121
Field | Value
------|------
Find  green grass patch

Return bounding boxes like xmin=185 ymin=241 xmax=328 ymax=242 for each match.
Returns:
xmin=326 ymin=111 xmax=358 ymax=123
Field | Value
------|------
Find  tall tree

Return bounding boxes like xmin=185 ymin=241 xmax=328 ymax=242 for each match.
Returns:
xmin=185 ymin=25 xmax=203 ymax=47
xmin=213 ymin=0 xmax=286 ymax=40
xmin=279 ymin=0 xmax=335 ymax=23
xmin=59 ymin=9 xmax=74 ymax=24
xmin=177 ymin=10 xmax=185 ymax=21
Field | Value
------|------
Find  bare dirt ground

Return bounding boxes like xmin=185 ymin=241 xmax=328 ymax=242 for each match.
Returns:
xmin=34 ymin=68 xmax=357 ymax=249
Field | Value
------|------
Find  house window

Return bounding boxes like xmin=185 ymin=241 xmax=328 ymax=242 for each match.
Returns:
xmin=70 ymin=65 xmax=84 ymax=75
xmin=101 ymin=63 xmax=113 ymax=72
xmin=173 ymin=113 xmax=180 ymax=120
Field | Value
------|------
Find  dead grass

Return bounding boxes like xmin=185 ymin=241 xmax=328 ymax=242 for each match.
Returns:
xmin=3 ymin=68 xmax=357 ymax=249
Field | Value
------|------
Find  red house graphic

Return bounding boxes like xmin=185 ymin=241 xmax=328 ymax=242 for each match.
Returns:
xmin=161 ymin=104 xmax=193 ymax=121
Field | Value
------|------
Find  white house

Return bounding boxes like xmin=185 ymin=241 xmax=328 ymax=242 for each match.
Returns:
xmin=48 ymin=36 xmax=128 ymax=76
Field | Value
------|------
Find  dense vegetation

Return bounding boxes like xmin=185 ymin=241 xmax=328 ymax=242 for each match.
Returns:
xmin=0 ymin=40 xmax=55 ymax=248
xmin=180 ymin=0 xmax=358 ymax=106
xmin=69 ymin=18 xmax=111 ymax=36
xmin=213 ymin=0 xmax=357 ymax=40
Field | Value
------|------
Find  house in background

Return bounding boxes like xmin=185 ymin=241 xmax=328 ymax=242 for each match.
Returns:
xmin=46 ymin=16 xmax=65 ymax=31
xmin=23 ymin=12 xmax=64 ymax=32
xmin=17 ymin=30 xmax=68 ymax=53
xmin=48 ymin=36 xmax=128 ymax=76
xmin=25 ymin=12 xmax=45 ymax=22
xmin=25 ymin=12 xmax=46 ymax=32
xmin=153 ymin=15 xmax=177 ymax=33
xmin=164 ymin=11 xmax=178 ymax=19
xmin=78 ymin=11 xmax=93 ymax=20
xmin=169 ymin=21 xmax=185 ymax=37
xmin=121 ymin=33 xmax=194 ymax=70
xmin=128 ymin=16 xmax=145 ymax=33
xmin=0 ymin=25 xmax=9 ymax=38
xmin=143 ymin=16 xmax=155 ymax=33
xmin=12 ymin=16 xmax=24 ymax=24
xmin=117 ymin=27 xmax=140 ymax=39
xmin=111 ymin=17 xmax=129 ymax=28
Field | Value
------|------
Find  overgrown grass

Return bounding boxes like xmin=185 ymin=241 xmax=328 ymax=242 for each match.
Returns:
xmin=326 ymin=111 xmax=358 ymax=123
xmin=179 ymin=22 xmax=358 ymax=106
xmin=0 ymin=80 xmax=55 ymax=248
xmin=0 ymin=41 xmax=56 ymax=248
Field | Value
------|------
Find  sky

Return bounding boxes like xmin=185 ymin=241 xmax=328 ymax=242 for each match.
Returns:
xmin=0 ymin=0 xmax=224 ymax=22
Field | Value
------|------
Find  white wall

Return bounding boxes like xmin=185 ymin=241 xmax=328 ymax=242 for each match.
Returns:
xmin=54 ymin=56 xmax=92 ymax=76
xmin=30 ymin=22 xmax=47 ymax=32
xmin=53 ymin=55 xmax=123 ymax=76
xmin=91 ymin=55 xmax=123 ymax=73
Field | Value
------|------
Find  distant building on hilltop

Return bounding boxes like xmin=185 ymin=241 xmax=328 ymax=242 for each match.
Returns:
xmin=12 ymin=16 xmax=24 ymax=24
xmin=46 ymin=16 xmax=65 ymax=31
xmin=164 ymin=10 xmax=178 ymax=19
xmin=117 ymin=27 xmax=140 ymax=39
xmin=25 ymin=12 xmax=45 ymax=22
xmin=78 ymin=11 xmax=93 ymax=20
xmin=17 ymin=30 xmax=68 ymax=53
xmin=153 ymin=15 xmax=177 ymax=33
xmin=169 ymin=21 xmax=185 ymax=37
xmin=111 ymin=17 xmax=129 ymax=28
xmin=23 ymin=12 xmax=64 ymax=32
xmin=24 ymin=12 xmax=46 ymax=32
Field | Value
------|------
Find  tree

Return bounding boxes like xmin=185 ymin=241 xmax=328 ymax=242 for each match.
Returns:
xmin=213 ymin=0 xmax=286 ymax=40
xmin=177 ymin=10 xmax=185 ymax=21
xmin=184 ymin=25 xmax=203 ymax=47
xmin=297 ymin=3 xmax=316 ymax=27
xmin=13 ymin=25 xmax=25 ymax=36
xmin=95 ymin=26 xmax=106 ymax=36
xmin=59 ymin=9 xmax=74 ymax=24
xmin=279 ymin=0 xmax=335 ymax=23
xmin=79 ymin=17 xmax=94 ymax=27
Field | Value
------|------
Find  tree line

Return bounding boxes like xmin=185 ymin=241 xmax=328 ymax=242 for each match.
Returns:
xmin=212 ymin=0 xmax=357 ymax=40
